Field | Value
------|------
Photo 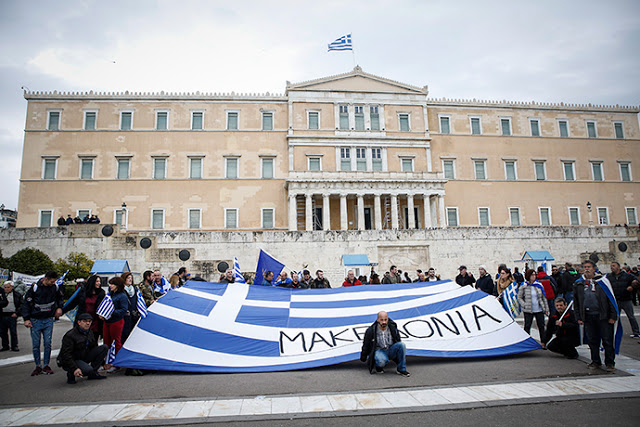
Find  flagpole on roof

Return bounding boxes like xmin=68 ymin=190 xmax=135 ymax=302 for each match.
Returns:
xmin=351 ymin=32 xmax=356 ymax=68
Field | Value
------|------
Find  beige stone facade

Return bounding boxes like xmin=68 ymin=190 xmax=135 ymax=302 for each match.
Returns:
xmin=18 ymin=67 xmax=640 ymax=231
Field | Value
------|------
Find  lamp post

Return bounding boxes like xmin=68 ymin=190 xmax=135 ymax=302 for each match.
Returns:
xmin=121 ymin=202 xmax=127 ymax=230
xmin=587 ymin=201 xmax=593 ymax=227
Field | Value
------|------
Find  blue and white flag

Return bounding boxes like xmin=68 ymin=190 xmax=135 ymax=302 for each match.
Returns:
xmin=97 ymin=293 xmax=114 ymax=320
xmin=56 ymin=270 xmax=69 ymax=287
xmin=136 ymin=289 xmax=148 ymax=319
xmin=233 ymin=257 xmax=246 ymax=284
xmin=106 ymin=340 xmax=116 ymax=364
xmin=254 ymin=250 xmax=285 ymax=286
xmin=501 ymin=281 xmax=521 ymax=319
xmin=328 ymin=34 xmax=352 ymax=51
xmin=114 ymin=280 xmax=541 ymax=372
xmin=63 ymin=285 xmax=83 ymax=323
xmin=596 ymin=276 xmax=623 ymax=354
xmin=154 ymin=277 xmax=171 ymax=295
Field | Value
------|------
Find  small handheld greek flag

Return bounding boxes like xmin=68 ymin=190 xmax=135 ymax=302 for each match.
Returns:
xmin=97 ymin=293 xmax=114 ymax=320
xmin=106 ymin=340 xmax=116 ymax=364
xmin=328 ymin=34 xmax=352 ymax=51
xmin=501 ymin=281 xmax=521 ymax=319
xmin=56 ymin=270 xmax=69 ymax=287
xmin=136 ymin=289 xmax=148 ymax=319
xmin=233 ymin=257 xmax=246 ymax=284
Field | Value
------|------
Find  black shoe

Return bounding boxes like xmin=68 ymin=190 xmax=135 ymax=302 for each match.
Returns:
xmin=566 ymin=353 xmax=579 ymax=360
xmin=396 ymin=370 xmax=411 ymax=377
xmin=67 ymin=372 xmax=76 ymax=384
xmin=88 ymin=372 xmax=107 ymax=380
xmin=0 ymin=348 xmax=9 ymax=352
xmin=11 ymin=347 xmax=19 ymax=352
xmin=375 ymin=366 xmax=385 ymax=374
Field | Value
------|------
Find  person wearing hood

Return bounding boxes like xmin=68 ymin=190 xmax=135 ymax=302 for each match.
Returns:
xmin=57 ymin=313 xmax=108 ymax=384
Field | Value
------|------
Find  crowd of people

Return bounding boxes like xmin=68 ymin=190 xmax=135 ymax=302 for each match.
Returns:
xmin=56 ymin=214 xmax=101 ymax=225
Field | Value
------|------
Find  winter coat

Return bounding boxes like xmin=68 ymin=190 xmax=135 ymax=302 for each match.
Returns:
xmin=22 ymin=279 xmax=64 ymax=320
xmin=476 ymin=274 xmax=495 ymax=295
xmin=517 ymin=282 xmax=548 ymax=314
xmin=360 ymin=319 xmax=402 ymax=373
xmin=543 ymin=309 xmax=580 ymax=347
xmin=573 ymin=275 xmax=617 ymax=322
xmin=57 ymin=325 xmax=100 ymax=371
xmin=607 ymin=271 xmax=638 ymax=302
xmin=104 ymin=291 xmax=129 ymax=323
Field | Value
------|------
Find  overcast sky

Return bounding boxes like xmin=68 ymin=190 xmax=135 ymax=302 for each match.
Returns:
xmin=1 ymin=0 xmax=638 ymax=210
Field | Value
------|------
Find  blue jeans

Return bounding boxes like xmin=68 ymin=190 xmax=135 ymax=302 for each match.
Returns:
xmin=30 ymin=318 xmax=54 ymax=367
xmin=374 ymin=342 xmax=407 ymax=372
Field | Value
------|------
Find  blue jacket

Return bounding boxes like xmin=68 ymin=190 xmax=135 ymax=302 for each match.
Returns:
xmin=105 ymin=291 xmax=129 ymax=323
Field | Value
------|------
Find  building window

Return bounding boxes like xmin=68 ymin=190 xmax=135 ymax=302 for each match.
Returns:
xmin=262 ymin=112 xmax=273 ymax=131
xmin=439 ymin=116 xmax=450 ymax=134
xmin=80 ymin=158 xmax=94 ymax=180
xmin=614 ymin=122 xmax=625 ymax=139
xmin=43 ymin=158 xmax=57 ymax=180
xmin=626 ymin=207 xmax=638 ymax=226
xmin=188 ymin=209 xmax=201 ymax=229
xmin=340 ymin=147 xmax=351 ymax=171
xmin=562 ymin=161 xmax=575 ymax=181
xmin=401 ymin=158 xmax=414 ymax=172
xmin=262 ymin=208 xmax=274 ymax=229
xmin=308 ymin=111 xmax=319 ymax=130
xmin=226 ymin=157 xmax=238 ymax=179
xmin=509 ymin=208 xmax=521 ymax=226
xmin=261 ymin=158 xmax=274 ymax=179
xmin=504 ymin=161 xmax=517 ymax=181
xmin=443 ymin=159 xmax=455 ymax=179
xmin=370 ymin=106 xmax=380 ymax=130
xmin=619 ymin=162 xmax=631 ymax=182
xmin=117 ymin=158 xmax=130 ymax=180
xmin=227 ymin=111 xmax=239 ymax=130
xmin=474 ymin=160 xmax=486 ymax=180
xmin=339 ymin=105 xmax=349 ymax=130
xmin=500 ymin=118 xmax=512 ymax=136
xmin=399 ymin=114 xmax=410 ymax=132
xmin=446 ymin=208 xmax=459 ymax=227
xmin=84 ymin=111 xmax=96 ymax=130
xmin=372 ymin=148 xmax=382 ymax=171
xmin=586 ymin=121 xmax=597 ymax=138
xmin=478 ymin=207 xmax=490 ymax=226
xmin=356 ymin=148 xmax=367 ymax=171
xmin=530 ymin=118 xmax=540 ymax=137
xmin=153 ymin=158 xmax=166 ymax=179
xmin=39 ymin=210 xmax=53 ymax=227
xmin=225 ymin=208 xmax=238 ymax=229
xmin=191 ymin=111 xmax=203 ymax=130
xmin=47 ymin=111 xmax=60 ymax=130
xmin=568 ymin=207 xmax=580 ymax=225
xmin=308 ymin=157 xmax=321 ymax=171
xmin=470 ymin=117 xmax=481 ymax=135
xmin=591 ymin=161 xmax=603 ymax=181
xmin=189 ymin=157 xmax=202 ymax=179
xmin=156 ymin=111 xmax=168 ymax=130
xmin=558 ymin=119 xmax=569 ymax=137
xmin=77 ymin=210 xmax=90 ymax=222
xmin=120 ymin=111 xmax=133 ymax=130
xmin=597 ymin=207 xmax=609 ymax=225
xmin=539 ymin=207 xmax=551 ymax=225
xmin=151 ymin=209 xmax=164 ymax=229
xmin=354 ymin=106 xmax=364 ymax=131
xmin=114 ymin=209 xmax=125 ymax=226
xmin=534 ymin=161 xmax=546 ymax=180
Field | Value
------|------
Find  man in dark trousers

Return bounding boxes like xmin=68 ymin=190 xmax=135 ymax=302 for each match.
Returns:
xmin=57 ymin=313 xmax=108 ymax=384
xmin=543 ymin=297 xmax=580 ymax=359
xmin=1 ymin=281 xmax=22 ymax=351
xmin=360 ymin=311 xmax=410 ymax=377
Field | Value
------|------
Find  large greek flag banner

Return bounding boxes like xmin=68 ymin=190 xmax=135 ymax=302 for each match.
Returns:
xmin=114 ymin=280 xmax=540 ymax=372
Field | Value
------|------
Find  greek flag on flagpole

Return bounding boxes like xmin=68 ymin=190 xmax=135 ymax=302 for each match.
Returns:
xmin=328 ymin=34 xmax=352 ymax=51
xmin=136 ymin=289 xmax=148 ymax=319
xmin=233 ymin=258 xmax=246 ymax=283
xmin=56 ymin=270 xmax=69 ymax=287
xmin=97 ymin=293 xmax=114 ymax=319
xmin=106 ymin=340 xmax=116 ymax=364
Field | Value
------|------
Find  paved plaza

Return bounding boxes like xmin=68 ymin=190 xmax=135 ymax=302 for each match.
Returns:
xmin=1 ymin=316 xmax=639 ymax=425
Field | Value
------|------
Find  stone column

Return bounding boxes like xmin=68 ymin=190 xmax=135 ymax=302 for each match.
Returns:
xmin=322 ymin=194 xmax=331 ymax=231
xmin=305 ymin=194 xmax=313 ymax=231
xmin=438 ymin=194 xmax=446 ymax=228
xmin=340 ymin=194 xmax=348 ymax=230
xmin=407 ymin=194 xmax=415 ymax=229
xmin=374 ymin=194 xmax=382 ymax=230
xmin=288 ymin=194 xmax=297 ymax=231
xmin=430 ymin=196 xmax=437 ymax=228
xmin=390 ymin=194 xmax=399 ymax=229
xmin=423 ymin=195 xmax=432 ymax=228
xmin=357 ymin=194 xmax=365 ymax=230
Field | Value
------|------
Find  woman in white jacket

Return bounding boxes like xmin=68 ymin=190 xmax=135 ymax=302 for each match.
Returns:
xmin=518 ymin=269 xmax=549 ymax=346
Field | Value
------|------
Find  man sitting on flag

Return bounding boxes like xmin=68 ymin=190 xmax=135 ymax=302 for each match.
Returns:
xmin=360 ymin=311 xmax=410 ymax=377
xmin=57 ymin=313 xmax=108 ymax=384
xmin=574 ymin=260 xmax=617 ymax=372
xmin=542 ymin=297 xmax=579 ymax=359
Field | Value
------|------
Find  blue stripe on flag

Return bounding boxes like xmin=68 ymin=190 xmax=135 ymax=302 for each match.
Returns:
xmin=236 ymin=306 xmax=290 ymax=327
xmin=183 ymin=281 xmax=228 ymax=296
xmin=137 ymin=312 xmax=280 ymax=357
xmin=246 ymin=285 xmax=292 ymax=302
xmin=155 ymin=291 xmax=217 ymax=316
xmin=136 ymin=289 xmax=148 ymax=319
xmin=96 ymin=294 xmax=114 ymax=319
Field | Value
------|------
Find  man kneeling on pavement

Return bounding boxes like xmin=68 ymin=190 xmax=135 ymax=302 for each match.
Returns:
xmin=542 ymin=297 xmax=580 ymax=359
xmin=57 ymin=313 xmax=108 ymax=384
xmin=360 ymin=311 xmax=410 ymax=377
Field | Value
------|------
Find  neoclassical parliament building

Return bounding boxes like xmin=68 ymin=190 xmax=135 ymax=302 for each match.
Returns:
xmin=18 ymin=67 xmax=640 ymax=232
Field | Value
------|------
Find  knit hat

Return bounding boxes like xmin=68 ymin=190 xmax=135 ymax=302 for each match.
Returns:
xmin=77 ymin=313 xmax=93 ymax=321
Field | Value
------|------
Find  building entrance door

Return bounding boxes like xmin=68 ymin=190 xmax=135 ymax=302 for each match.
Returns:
xmin=364 ymin=207 xmax=372 ymax=230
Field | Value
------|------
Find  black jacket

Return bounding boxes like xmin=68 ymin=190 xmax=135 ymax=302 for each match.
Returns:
xmin=607 ymin=271 xmax=637 ymax=302
xmin=57 ymin=325 xmax=100 ymax=371
xmin=475 ymin=275 xmax=495 ymax=295
xmin=456 ymin=273 xmax=476 ymax=287
xmin=573 ymin=276 xmax=617 ymax=322
xmin=0 ymin=288 xmax=7 ymax=313
xmin=62 ymin=285 xmax=106 ymax=317
xmin=560 ymin=269 xmax=579 ymax=294
xmin=1 ymin=290 xmax=22 ymax=316
xmin=360 ymin=319 xmax=402 ymax=373
xmin=543 ymin=309 xmax=580 ymax=346
xmin=22 ymin=280 xmax=64 ymax=320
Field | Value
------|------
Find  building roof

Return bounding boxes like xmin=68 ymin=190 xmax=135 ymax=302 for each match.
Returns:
xmin=342 ymin=254 xmax=372 ymax=266
xmin=518 ymin=251 xmax=555 ymax=262
xmin=90 ymin=260 xmax=131 ymax=274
